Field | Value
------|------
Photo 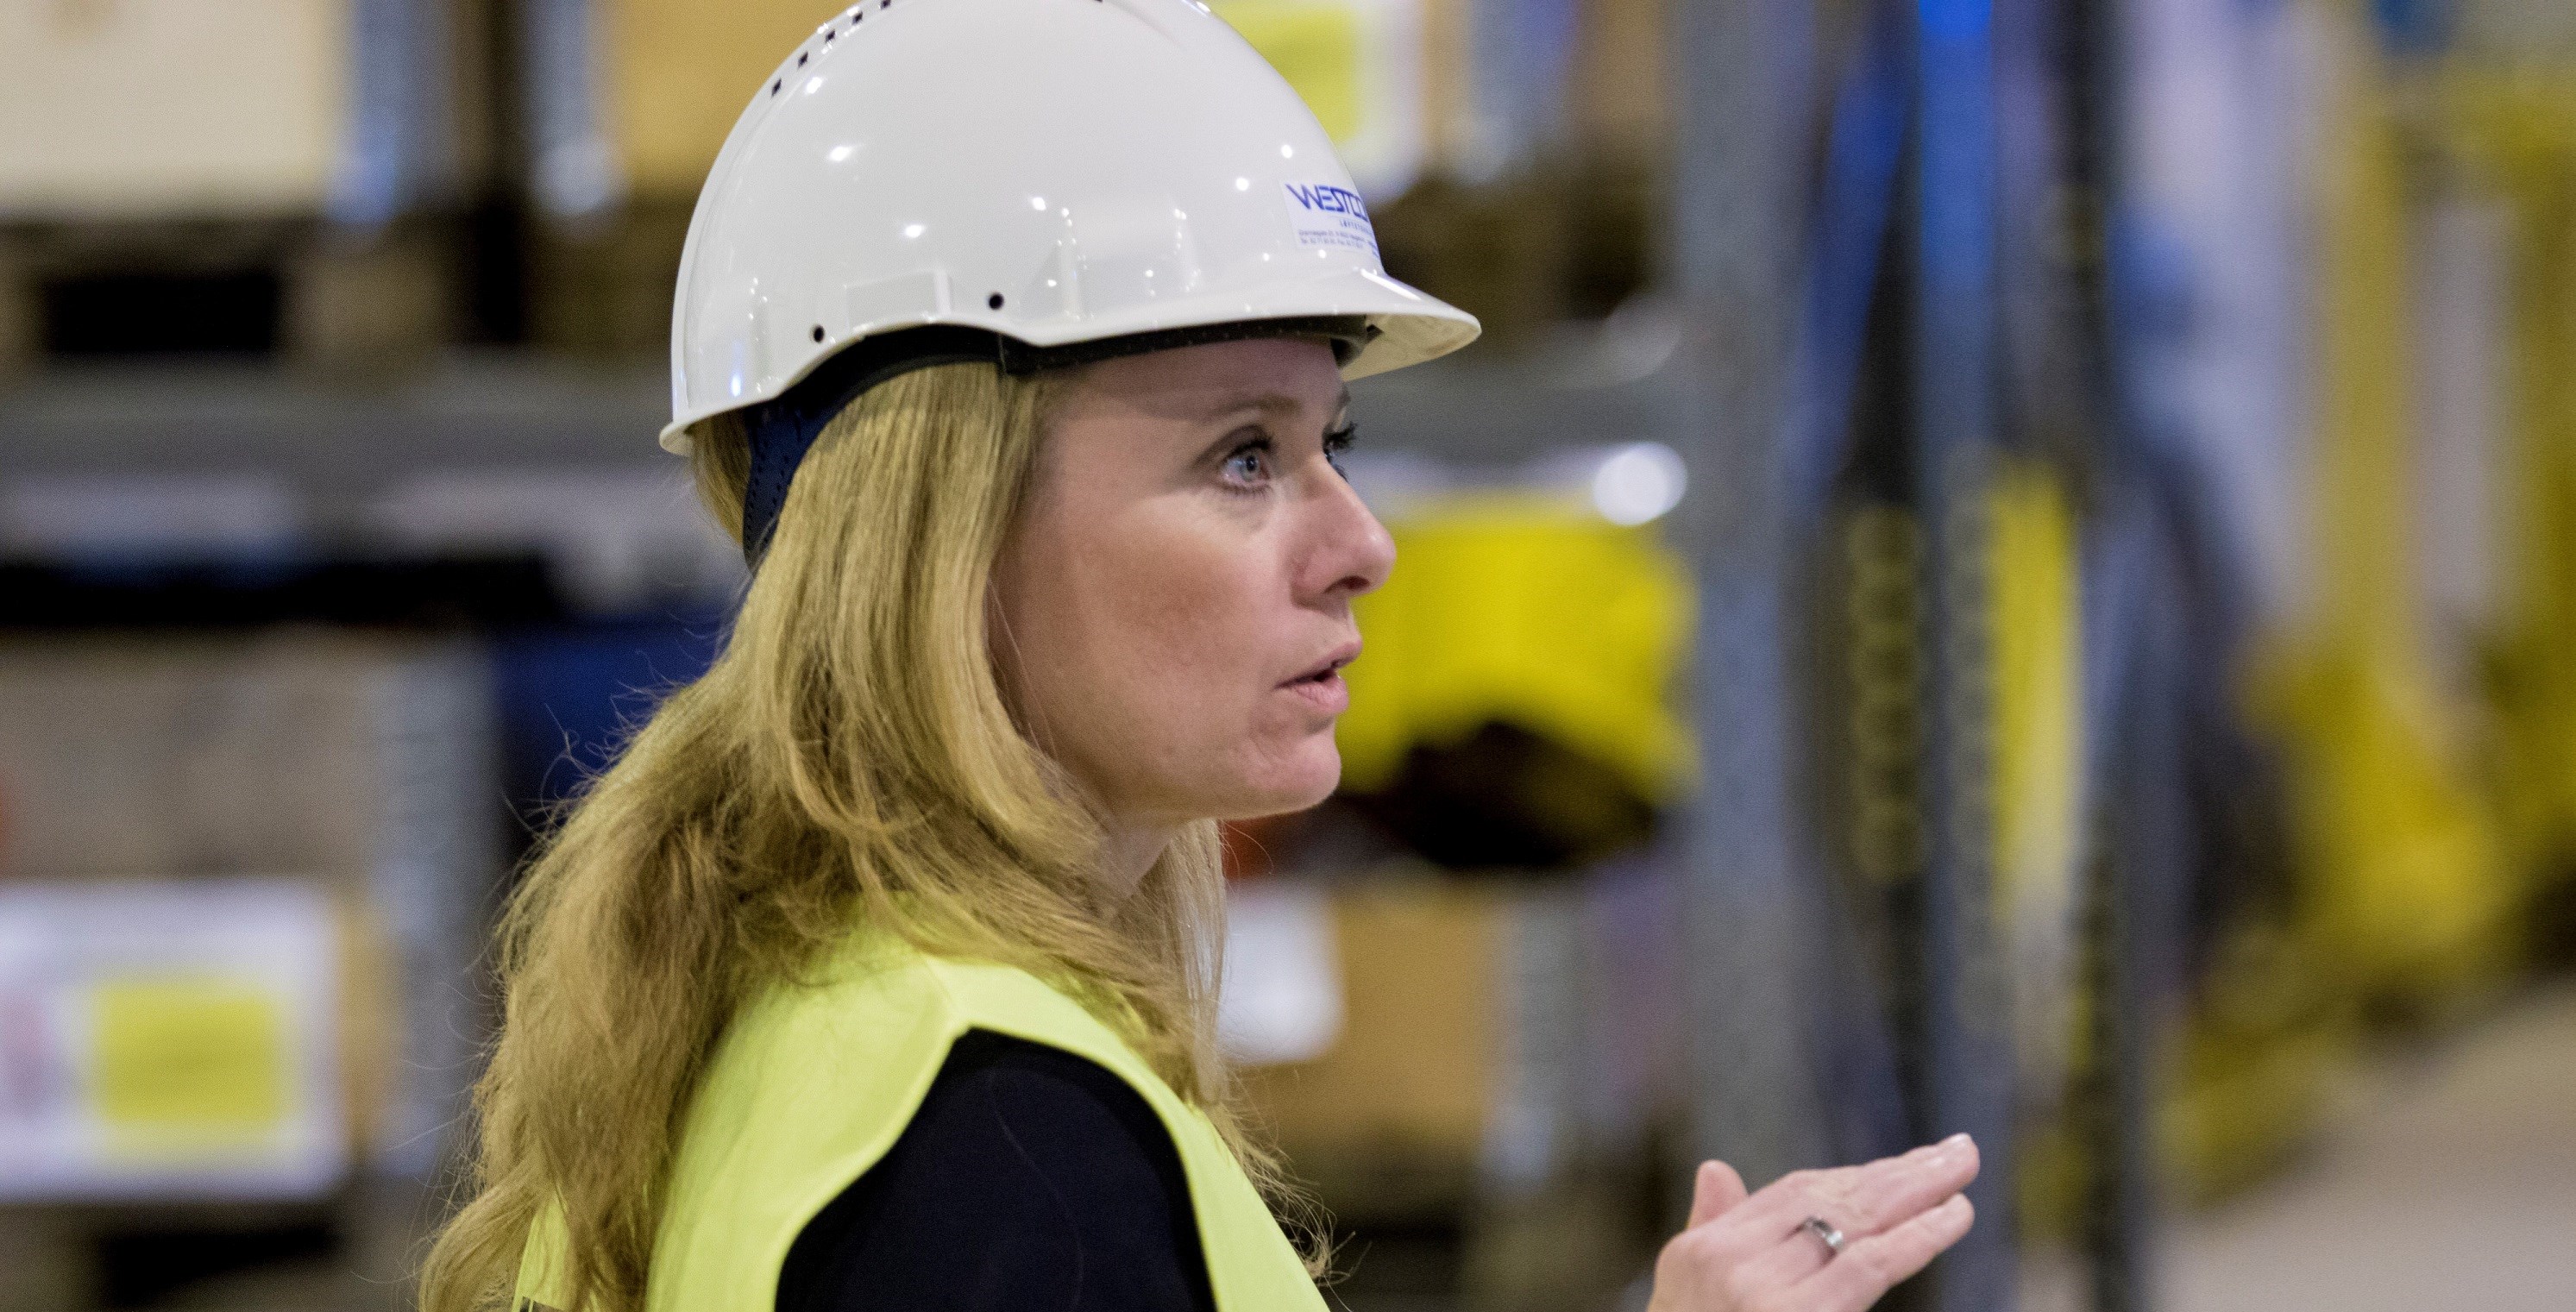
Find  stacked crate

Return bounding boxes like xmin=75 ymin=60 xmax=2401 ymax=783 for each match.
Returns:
xmin=0 ymin=633 xmax=502 ymax=1309
xmin=513 ymin=0 xmax=1673 ymax=356
xmin=0 ymin=0 xmax=485 ymax=373
xmin=1228 ymin=864 xmax=1686 ymax=1312
xmin=517 ymin=0 xmax=826 ymax=352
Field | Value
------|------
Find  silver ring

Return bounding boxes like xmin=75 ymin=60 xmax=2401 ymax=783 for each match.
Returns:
xmin=1799 ymin=1215 xmax=1846 ymax=1259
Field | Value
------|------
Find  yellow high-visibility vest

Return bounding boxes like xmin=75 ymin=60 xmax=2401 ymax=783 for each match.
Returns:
xmin=512 ymin=932 xmax=1327 ymax=1312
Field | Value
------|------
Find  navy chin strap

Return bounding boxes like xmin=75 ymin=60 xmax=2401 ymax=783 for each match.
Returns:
xmin=736 ymin=317 xmax=1375 ymax=566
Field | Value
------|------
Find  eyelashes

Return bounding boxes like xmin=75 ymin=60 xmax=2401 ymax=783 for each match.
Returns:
xmin=1217 ymin=423 xmax=1359 ymax=491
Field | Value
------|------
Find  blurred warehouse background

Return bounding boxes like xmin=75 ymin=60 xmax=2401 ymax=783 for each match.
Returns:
xmin=3 ymin=0 xmax=2576 ymax=1309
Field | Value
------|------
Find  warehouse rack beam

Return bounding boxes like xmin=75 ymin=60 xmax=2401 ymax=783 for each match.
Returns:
xmin=1669 ymin=0 xmax=1850 ymax=1193
xmin=2073 ymin=481 xmax=2179 ymax=1312
xmin=0 ymin=346 xmax=1685 ymax=487
xmin=2064 ymin=0 xmax=2172 ymax=1305
xmin=1912 ymin=0 xmax=2017 ymax=1309
xmin=1784 ymin=0 xmax=1928 ymax=1173
xmin=1784 ymin=3 xmax=1912 ymax=531
xmin=0 ymin=358 xmax=669 ymax=487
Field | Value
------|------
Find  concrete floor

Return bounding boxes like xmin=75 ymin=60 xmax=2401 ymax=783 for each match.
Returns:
xmin=2027 ymin=980 xmax=2576 ymax=1312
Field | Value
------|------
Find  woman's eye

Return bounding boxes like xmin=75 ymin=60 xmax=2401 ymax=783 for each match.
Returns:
xmin=1221 ymin=443 xmax=1272 ymax=487
xmin=1323 ymin=424 xmax=1357 ymax=475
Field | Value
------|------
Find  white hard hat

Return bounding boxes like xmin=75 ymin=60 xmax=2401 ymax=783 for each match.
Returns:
xmin=663 ymin=0 xmax=1482 ymax=458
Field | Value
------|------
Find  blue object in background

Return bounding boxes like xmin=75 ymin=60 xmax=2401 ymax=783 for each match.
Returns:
xmin=487 ymin=614 xmax=731 ymax=825
xmin=2372 ymin=0 xmax=2451 ymax=54
xmin=1913 ymin=0 xmax=2018 ymax=1305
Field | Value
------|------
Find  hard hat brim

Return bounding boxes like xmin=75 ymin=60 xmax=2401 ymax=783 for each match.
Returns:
xmin=659 ymin=266 xmax=1479 ymax=454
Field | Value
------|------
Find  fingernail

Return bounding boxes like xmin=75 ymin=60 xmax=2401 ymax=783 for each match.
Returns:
xmin=1941 ymin=1132 xmax=1973 ymax=1152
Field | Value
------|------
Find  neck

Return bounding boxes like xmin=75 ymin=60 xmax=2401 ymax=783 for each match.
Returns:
xmin=1096 ymin=819 xmax=1176 ymax=901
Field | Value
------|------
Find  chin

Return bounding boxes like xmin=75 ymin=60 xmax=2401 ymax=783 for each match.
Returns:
xmin=1212 ymin=739 xmax=1342 ymax=820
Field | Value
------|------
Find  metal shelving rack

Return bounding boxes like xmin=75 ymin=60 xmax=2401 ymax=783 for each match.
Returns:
xmin=1668 ymin=0 xmax=2177 ymax=1309
xmin=0 ymin=0 xmax=2203 ymax=1302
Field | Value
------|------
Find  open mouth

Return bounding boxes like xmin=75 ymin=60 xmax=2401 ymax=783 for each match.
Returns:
xmin=1283 ymin=643 xmax=1360 ymax=687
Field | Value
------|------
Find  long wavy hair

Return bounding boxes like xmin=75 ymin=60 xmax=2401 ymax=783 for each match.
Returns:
xmin=419 ymin=362 xmax=1310 ymax=1312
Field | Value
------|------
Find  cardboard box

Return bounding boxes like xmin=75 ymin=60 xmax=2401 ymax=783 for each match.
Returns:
xmin=0 ymin=633 xmax=500 ymax=1191
xmin=587 ymin=0 xmax=839 ymax=204
xmin=1234 ymin=864 xmax=1682 ymax=1207
xmin=568 ymin=0 xmax=1440 ymax=205
xmin=0 ymin=0 xmax=475 ymax=221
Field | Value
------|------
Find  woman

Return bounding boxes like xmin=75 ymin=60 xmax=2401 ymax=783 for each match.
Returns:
xmin=421 ymin=3 xmax=1979 ymax=1311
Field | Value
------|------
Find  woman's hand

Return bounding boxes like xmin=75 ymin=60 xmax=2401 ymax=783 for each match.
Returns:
xmin=1645 ymin=1134 xmax=1981 ymax=1312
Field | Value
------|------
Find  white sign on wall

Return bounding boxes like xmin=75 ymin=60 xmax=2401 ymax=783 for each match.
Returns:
xmin=0 ymin=879 xmax=345 ymax=1202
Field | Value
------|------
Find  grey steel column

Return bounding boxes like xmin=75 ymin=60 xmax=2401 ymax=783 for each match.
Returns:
xmin=2077 ymin=487 xmax=2177 ymax=1312
xmin=333 ymin=0 xmax=456 ymax=228
xmin=1912 ymin=0 xmax=2018 ymax=1306
xmin=1670 ymin=0 xmax=1832 ymax=1190
xmin=2070 ymin=0 xmax=2168 ymax=1303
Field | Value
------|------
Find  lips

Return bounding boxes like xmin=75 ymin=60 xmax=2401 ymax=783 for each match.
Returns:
xmin=1282 ymin=668 xmax=1351 ymax=716
xmin=1279 ymin=641 xmax=1360 ymax=716
xmin=1282 ymin=640 xmax=1361 ymax=688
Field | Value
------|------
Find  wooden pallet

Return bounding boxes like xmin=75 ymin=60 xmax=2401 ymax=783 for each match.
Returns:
xmin=525 ymin=196 xmax=695 ymax=356
xmin=1373 ymin=173 xmax=1577 ymax=355
xmin=0 ymin=216 xmax=456 ymax=379
xmin=0 ymin=1177 xmax=443 ymax=1312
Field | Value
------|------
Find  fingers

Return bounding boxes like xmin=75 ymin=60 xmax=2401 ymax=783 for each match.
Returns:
xmin=1647 ymin=1151 xmax=1976 ymax=1312
xmin=1831 ymin=1133 xmax=1979 ymax=1236
xmin=1687 ymin=1159 xmax=1749 ymax=1228
xmin=1795 ymin=1193 xmax=1976 ymax=1311
xmin=1727 ymin=1133 xmax=1980 ymax=1240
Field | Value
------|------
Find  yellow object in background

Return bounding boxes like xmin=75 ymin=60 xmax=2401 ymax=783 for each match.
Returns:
xmin=0 ymin=879 xmax=346 ymax=1199
xmin=1986 ymin=463 xmax=2086 ymax=1114
xmin=1989 ymin=462 xmax=2084 ymax=920
xmin=1336 ymin=495 xmax=1693 ymax=805
xmin=1211 ymin=0 xmax=1365 ymax=141
xmin=2441 ymin=69 xmax=2576 ymax=936
xmin=602 ymin=0 xmax=1427 ymax=206
xmin=2245 ymin=15 xmax=2512 ymax=1016
xmin=94 ymin=977 xmax=291 ymax=1151
xmin=1211 ymin=0 xmax=1427 ymax=199
xmin=606 ymin=0 xmax=836 ymax=198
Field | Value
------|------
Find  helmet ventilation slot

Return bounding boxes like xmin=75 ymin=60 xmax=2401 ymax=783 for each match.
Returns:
xmin=768 ymin=2 xmax=888 ymax=98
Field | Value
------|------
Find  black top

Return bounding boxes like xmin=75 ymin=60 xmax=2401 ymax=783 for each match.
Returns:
xmin=775 ymin=1029 xmax=1219 ymax=1312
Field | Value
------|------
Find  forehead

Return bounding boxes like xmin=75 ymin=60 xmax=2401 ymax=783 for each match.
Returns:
xmin=1057 ymin=336 xmax=1347 ymax=422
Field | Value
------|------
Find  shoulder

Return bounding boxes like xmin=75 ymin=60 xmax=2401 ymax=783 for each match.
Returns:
xmin=911 ymin=953 xmax=1184 ymax=1100
xmin=776 ymin=1030 xmax=1213 ymax=1312
xmin=900 ymin=1029 xmax=1193 ymax=1213
xmin=939 ymin=1028 xmax=1174 ymax=1133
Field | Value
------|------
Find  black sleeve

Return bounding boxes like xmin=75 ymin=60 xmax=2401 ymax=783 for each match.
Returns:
xmin=775 ymin=1029 xmax=1218 ymax=1312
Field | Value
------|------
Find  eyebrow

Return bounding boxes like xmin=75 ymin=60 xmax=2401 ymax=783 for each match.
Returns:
xmin=1208 ymin=386 xmax=1353 ymax=424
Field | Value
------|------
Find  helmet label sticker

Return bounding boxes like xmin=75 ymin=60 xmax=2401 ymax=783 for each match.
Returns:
xmin=1284 ymin=182 xmax=1379 ymax=258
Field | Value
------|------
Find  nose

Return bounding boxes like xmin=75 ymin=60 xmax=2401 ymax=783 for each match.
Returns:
xmin=1295 ymin=466 xmax=1397 ymax=605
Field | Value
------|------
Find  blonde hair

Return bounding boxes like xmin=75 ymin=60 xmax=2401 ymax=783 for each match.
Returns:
xmin=420 ymin=362 xmax=1311 ymax=1312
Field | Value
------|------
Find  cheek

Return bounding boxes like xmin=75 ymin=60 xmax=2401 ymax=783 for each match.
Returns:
xmin=1084 ymin=515 xmax=1266 ymax=717
xmin=1027 ymin=503 xmax=1325 ymax=809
